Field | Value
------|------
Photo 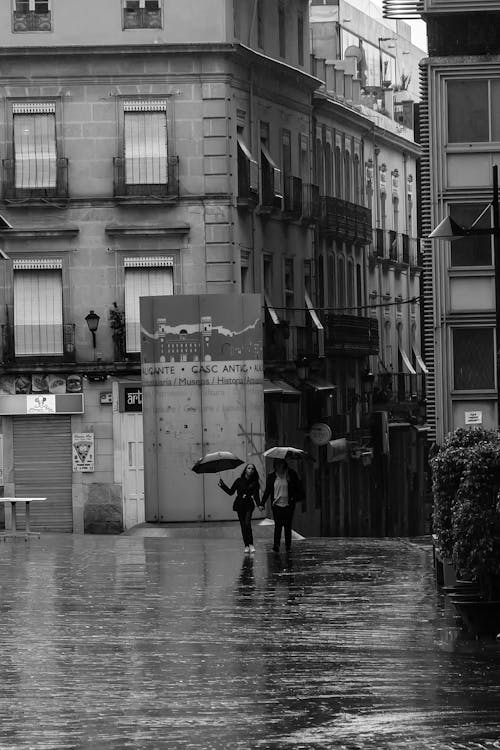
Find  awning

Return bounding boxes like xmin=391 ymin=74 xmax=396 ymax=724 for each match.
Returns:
xmin=304 ymin=376 xmax=337 ymax=392
xmin=399 ymin=345 xmax=417 ymax=375
xmin=264 ymin=294 xmax=280 ymax=325
xmin=263 ymin=379 xmax=282 ymax=396
xmin=305 ymin=291 xmax=325 ymax=358
xmin=412 ymin=346 xmax=429 ymax=375
xmin=272 ymin=379 xmax=301 ymax=400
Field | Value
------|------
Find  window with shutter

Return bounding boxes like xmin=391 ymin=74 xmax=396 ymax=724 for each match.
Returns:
xmin=124 ymin=260 xmax=173 ymax=353
xmin=14 ymin=265 xmax=63 ymax=356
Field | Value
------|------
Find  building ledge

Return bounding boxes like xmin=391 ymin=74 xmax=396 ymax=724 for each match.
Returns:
xmin=105 ymin=223 xmax=190 ymax=237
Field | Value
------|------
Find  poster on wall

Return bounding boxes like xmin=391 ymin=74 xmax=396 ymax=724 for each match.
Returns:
xmin=72 ymin=432 xmax=95 ymax=472
xmin=140 ymin=294 xmax=264 ymax=523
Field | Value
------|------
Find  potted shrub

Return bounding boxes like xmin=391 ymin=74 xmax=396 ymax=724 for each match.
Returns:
xmin=430 ymin=427 xmax=497 ymax=585
xmin=430 ymin=427 xmax=500 ymax=635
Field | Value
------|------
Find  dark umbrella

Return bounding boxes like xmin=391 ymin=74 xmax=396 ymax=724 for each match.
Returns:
xmin=191 ymin=451 xmax=245 ymax=474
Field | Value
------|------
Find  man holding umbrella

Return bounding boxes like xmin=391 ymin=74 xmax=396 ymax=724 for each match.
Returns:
xmin=261 ymin=456 xmax=305 ymax=554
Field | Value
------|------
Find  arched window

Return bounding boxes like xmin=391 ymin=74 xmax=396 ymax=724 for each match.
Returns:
xmin=344 ymin=151 xmax=351 ymax=201
xmin=328 ymin=252 xmax=335 ymax=308
xmin=337 ymin=256 xmax=345 ymax=310
xmin=347 ymin=258 xmax=355 ymax=312
xmin=353 ymin=154 xmax=360 ymax=204
xmin=334 ymin=146 xmax=342 ymax=198
xmin=315 ymin=138 xmax=324 ymax=194
xmin=325 ymin=142 xmax=333 ymax=196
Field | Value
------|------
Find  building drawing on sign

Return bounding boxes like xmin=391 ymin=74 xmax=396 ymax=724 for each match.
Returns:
xmin=149 ymin=316 xmax=262 ymax=363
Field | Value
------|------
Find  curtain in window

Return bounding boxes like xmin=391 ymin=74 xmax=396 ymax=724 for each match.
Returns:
xmin=14 ymin=113 xmax=56 ymax=189
xmin=124 ymin=111 xmax=167 ymax=185
xmin=14 ymin=270 xmax=63 ymax=355
xmin=125 ymin=266 xmax=173 ymax=352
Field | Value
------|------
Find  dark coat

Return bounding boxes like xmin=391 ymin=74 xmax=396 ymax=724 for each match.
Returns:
xmin=220 ymin=475 xmax=260 ymax=512
xmin=261 ymin=467 xmax=305 ymax=510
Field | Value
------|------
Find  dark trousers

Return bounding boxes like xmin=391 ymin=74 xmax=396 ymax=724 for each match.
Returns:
xmin=237 ymin=507 xmax=254 ymax=546
xmin=272 ymin=505 xmax=294 ymax=550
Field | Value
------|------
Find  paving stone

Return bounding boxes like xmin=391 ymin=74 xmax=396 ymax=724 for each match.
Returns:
xmin=0 ymin=534 xmax=498 ymax=749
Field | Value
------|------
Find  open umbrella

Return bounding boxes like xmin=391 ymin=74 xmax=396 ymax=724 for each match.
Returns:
xmin=192 ymin=451 xmax=245 ymax=474
xmin=263 ymin=446 xmax=312 ymax=461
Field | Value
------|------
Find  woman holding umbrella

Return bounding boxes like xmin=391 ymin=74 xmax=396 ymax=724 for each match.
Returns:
xmin=218 ymin=464 xmax=262 ymax=554
xmin=261 ymin=457 xmax=305 ymax=553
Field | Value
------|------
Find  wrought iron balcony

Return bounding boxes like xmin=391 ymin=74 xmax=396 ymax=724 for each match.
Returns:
xmin=13 ymin=10 xmax=51 ymax=32
xmin=324 ymin=314 xmax=379 ymax=356
xmin=113 ymin=156 xmax=179 ymax=200
xmin=2 ymin=158 xmax=68 ymax=201
xmin=1 ymin=322 xmax=75 ymax=365
xmin=372 ymin=371 xmax=426 ymax=420
xmin=122 ymin=7 xmax=162 ymax=29
xmin=319 ymin=196 xmax=372 ymax=244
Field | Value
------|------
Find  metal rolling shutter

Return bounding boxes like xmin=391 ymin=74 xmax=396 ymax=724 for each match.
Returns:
xmin=13 ymin=416 xmax=73 ymax=532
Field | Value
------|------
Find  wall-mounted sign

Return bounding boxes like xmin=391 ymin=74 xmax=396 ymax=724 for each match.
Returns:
xmin=27 ymin=394 xmax=56 ymax=414
xmin=465 ymin=411 xmax=482 ymax=425
xmin=0 ymin=393 xmax=84 ymax=415
xmin=72 ymin=432 xmax=94 ymax=472
xmin=100 ymin=391 xmax=113 ymax=405
xmin=309 ymin=422 xmax=333 ymax=446
xmin=124 ymin=386 xmax=142 ymax=412
xmin=327 ymin=438 xmax=348 ymax=463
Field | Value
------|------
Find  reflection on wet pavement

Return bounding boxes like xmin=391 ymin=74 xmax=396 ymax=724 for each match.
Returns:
xmin=0 ymin=535 xmax=498 ymax=749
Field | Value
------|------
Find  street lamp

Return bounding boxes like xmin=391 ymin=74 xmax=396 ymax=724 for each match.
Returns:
xmin=85 ymin=310 xmax=100 ymax=349
xmin=428 ymin=163 xmax=500 ymax=418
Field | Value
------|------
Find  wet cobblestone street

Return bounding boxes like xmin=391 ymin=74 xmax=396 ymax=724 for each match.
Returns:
xmin=0 ymin=533 xmax=499 ymax=749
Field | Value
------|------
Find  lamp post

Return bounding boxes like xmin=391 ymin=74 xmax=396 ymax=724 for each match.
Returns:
xmin=429 ymin=164 xmax=500 ymax=420
xmin=85 ymin=310 xmax=100 ymax=349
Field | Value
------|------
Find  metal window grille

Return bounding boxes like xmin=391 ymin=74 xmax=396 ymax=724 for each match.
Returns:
xmin=14 ymin=268 xmax=63 ymax=355
xmin=13 ymin=103 xmax=56 ymax=190
xmin=124 ymin=264 xmax=173 ymax=353
xmin=123 ymin=102 xmax=168 ymax=186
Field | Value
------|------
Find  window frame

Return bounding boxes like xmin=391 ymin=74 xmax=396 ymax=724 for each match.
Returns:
xmin=122 ymin=0 xmax=162 ymax=30
xmin=115 ymin=97 xmax=175 ymax=198
xmin=123 ymin=258 xmax=174 ymax=354
xmin=452 ymin=326 xmax=495 ymax=392
xmin=12 ymin=0 xmax=51 ymax=33
xmin=5 ymin=98 xmax=64 ymax=200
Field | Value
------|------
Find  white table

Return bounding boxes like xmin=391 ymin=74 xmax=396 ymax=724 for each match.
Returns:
xmin=0 ymin=497 xmax=46 ymax=538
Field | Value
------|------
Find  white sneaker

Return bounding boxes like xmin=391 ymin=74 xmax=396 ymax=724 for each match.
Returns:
xmin=249 ymin=545 xmax=255 ymax=553
xmin=244 ymin=546 xmax=250 ymax=553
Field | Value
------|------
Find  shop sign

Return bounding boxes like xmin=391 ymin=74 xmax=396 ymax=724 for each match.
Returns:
xmin=465 ymin=411 xmax=482 ymax=425
xmin=310 ymin=422 xmax=332 ymax=446
xmin=327 ymin=438 xmax=348 ymax=463
xmin=124 ymin=386 xmax=142 ymax=412
xmin=0 ymin=393 xmax=84 ymax=415
xmin=72 ymin=433 xmax=94 ymax=472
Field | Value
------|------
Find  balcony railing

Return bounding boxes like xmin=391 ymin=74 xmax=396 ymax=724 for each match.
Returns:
xmin=283 ymin=175 xmax=303 ymax=217
xmin=372 ymin=229 xmax=418 ymax=266
xmin=373 ymin=371 xmax=426 ymax=409
xmin=122 ymin=7 xmax=162 ymax=29
xmin=2 ymin=158 xmax=68 ymax=201
xmin=113 ymin=156 xmax=179 ymax=199
xmin=324 ymin=314 xmax=379 ymax=356
xmin=319 ymin=196 xmax=372 ymax=244
xmin=1 ymin=322 xmax=75 ymax=364
xmin=13 ymin=10 xmax=51 ymax=32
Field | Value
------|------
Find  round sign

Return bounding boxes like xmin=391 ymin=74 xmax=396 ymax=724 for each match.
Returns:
xmin=309 ymin=422 xmax=333 ymax=446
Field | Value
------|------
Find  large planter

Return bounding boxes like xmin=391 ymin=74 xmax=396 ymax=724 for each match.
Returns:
xmin=452 ymin=600 xmax=500 ymax=636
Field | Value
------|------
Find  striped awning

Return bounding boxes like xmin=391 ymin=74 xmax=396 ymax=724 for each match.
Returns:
xmin=399 ymin=345 xmax=417 ymax=375
xmin=124 ymin=256 xmax=173 ymax=267
xmin=13 ymin=258 xmax=62 ymax=270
